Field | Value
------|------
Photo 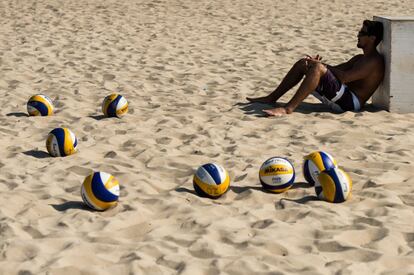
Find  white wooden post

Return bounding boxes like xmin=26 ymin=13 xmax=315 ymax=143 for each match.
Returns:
xmin=373 ymin=16 xmax=414 ymax=113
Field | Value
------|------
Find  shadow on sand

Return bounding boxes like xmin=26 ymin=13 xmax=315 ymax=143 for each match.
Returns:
xmin=88 ymin=115 xmax=106 ymax=121
xmin=50 ymin=201 xmax=91 ymax=212
xmin=23 ymin=150 xmax=50 ymax=159
xmin=7 ymin=112 xmax=29 ymax=117
xmin=280 ymin=195 xmax=320 ymax=204
xmin=236 ymin=100 xmax=385 ymax=117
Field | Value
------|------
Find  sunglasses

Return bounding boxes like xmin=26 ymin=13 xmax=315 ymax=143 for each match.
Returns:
xmin=358 ymin=30 xmax=370 ymax=37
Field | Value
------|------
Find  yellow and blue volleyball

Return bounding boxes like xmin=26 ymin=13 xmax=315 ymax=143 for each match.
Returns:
xmin=259 ymin=157 xmax=295 ymax=193
xmin=303 ymin=151 xmax=338 ymax=187
xmin=193 ymin=163 xmax=230 ymax=198
xmin=27 ymin=94 xmax=54 ymax=116
xmin=317 ymin=168 xmax=352 ymax=203
xmin=102 ymin=93 xmax=128 ymax=118
xmin=46 ymin=127 xmax=78 ymax=157
xmin=81 ymin=172 xmax=120 ymax=211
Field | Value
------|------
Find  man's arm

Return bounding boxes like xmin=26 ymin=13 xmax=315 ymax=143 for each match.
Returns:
xmin=330 ymin=54 xmax=363 ymax=71
xmin=327 ymin=58 xmax=376 ymax=84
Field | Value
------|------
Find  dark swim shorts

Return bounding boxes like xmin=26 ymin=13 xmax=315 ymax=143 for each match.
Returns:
xmin=313 ymin=69 xmax=361 ymax=112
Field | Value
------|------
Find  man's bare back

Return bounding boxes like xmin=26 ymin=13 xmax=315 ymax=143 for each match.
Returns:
xmin=336 ymin=54 xmax=384 ymax=105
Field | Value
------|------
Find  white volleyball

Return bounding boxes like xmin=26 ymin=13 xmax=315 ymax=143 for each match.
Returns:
xmin=259 ymin=157 xmax=295 ymax=193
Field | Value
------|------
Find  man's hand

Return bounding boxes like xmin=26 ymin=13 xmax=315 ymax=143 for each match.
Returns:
xmin=305 ymin=54 xmax=323 ymax=62
xmin=304 ymin=54 xmax=323 ymax=70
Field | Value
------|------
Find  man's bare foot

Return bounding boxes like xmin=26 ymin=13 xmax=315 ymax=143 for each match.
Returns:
xmin=263 ymin=107 xmax=289 ymax=117
xmin=246 ymin=96 xmax=275 ymax=104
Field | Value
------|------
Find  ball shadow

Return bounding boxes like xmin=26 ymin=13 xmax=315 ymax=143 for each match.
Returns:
xmin=230 ymin=185 xmax=264 ymax=193
xmin=7 ymin=112 xmax=29 ymax=117
xmin=280 ymin=195 xmax=320 ymax=204
xmin=291 ymin=181 xmax=313 ymax=189
xmin=175 ymin=187 xmax=198 ymax=196
xmin=23 ymin=150 xmax=50 ymax=159
xmin=88 ymin=115 xmax=106 ymax=121
xmin=50 ymin=201 xmax=91 ymax=212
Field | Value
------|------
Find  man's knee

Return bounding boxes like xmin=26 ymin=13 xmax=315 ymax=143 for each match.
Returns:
xmin=294 ymin=58 xmax=308 ymax=72
xmin=306 ymin=62 xmax=327 ymax=76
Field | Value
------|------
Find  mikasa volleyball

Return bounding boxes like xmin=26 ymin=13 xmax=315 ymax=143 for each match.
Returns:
xmin=102 ymin=93 xmax=128 ymax=118
xmin=81 ymin=171 xmax=120 ymax=211
xmin=46 ymin=127 xmax=78 ymax=157
xmin=259 ymin=157 xmax=295 ymax=193
xmin=193 ymin=163 xmax=230 ymax=198
xmin=27 ymin=94 xmax=54 ymax=116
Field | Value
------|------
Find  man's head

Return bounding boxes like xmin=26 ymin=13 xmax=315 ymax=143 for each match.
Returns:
xmin=357 ymin=20 xmax=384 ymax=48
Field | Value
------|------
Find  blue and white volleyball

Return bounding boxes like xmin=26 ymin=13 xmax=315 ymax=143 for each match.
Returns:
xmin=102 ymin=93 xmax=128 ymax=118
xmin=81 ymin=172 xmax=120 ymax=211
xmin=193 ymin=163 xmax=230 ymax=198
xmin=316 ymin=168 xmax=352 ymax=203
xmin=46 ymin=127 xmax=78 ymax=157
xmin=259 ymin=157 xmax=295 ymax=193
xmin=303 ymin=151 xmax=338 ymax=188
xmin=27 ymin=94 xmax=54 ymax=116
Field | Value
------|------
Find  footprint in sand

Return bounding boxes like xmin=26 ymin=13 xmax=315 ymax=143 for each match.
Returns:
xmin=67 ymin=166 xmax=92 ymax=176
xmin=399 ymin=194 xmax=414 ymax=207
xmin=23 ymin=225 xmax=44 ymax=239
xmin=83 ymin=124 xmax=95 ymax=132
xmin=103 ymin=73 xmax=116 ymax=81
xmin=188 ymin=243 xmax=216 ymax=259
xmin=156 ymin=137 xmax=172 ymax=145
xmin=353 ymin=217 xmax=383 ymax=227
xmin=251 ymin=219 xmax=273 ymax=229
xmin=104 ymin=151 xmax=117 ymax=158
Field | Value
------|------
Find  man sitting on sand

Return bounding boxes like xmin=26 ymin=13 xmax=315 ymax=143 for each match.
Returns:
xmin=247 ymin=20 xmax=384 ymax=116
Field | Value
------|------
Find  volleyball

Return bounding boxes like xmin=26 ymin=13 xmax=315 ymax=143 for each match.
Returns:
xmin=102 ymin=93 xmax=128 ymax=118
xmin=317 ymin=168 xmax=352 ymax=203
xmin=193 ymin=163 xmax=230 ymax=198
xmin=46 ymin=127 xmax=78 ymax=157
xmin=81 ymin=172 xmax=120 ymax=211
xmin=303 ymin=151 xmax=338 ymax=187
xmin=259 ymin=157 xmax=295 ymax=193
xmin=27 ymin=94 xmax=54 ymax=116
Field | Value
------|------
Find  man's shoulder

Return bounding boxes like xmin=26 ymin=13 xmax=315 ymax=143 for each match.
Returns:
xmin=361 ymin=53 xmax=384 ymax=67
xmin=351 ymin=54 xmax=364 ymax=60
xmin=368 ymin=54 xmax=385 ymax=69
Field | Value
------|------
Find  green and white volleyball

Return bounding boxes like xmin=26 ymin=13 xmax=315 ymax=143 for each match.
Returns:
xmin=102 ymin=93 xmax=128 ymax=118
xmin=27 ymin=94 xmax=54 ymax=116
xmin=259 ymin=157 xmax=295 ymax=193
xmin=46 ymin=127 xmax=78 ymax=157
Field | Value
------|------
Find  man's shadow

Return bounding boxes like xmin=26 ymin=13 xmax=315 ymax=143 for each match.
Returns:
xmin=236 ymin=101 xmax=333 ymax=116
xmin=237 ymin=100 xmax=384 ymax=117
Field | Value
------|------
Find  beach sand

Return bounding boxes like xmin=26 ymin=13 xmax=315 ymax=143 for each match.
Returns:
xmin=1 ymin=0 xmax=414 ymax=274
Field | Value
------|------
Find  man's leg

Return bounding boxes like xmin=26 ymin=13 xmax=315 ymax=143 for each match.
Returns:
xmin=247 ymin=58 xmax=309 ymax=103
xmin=263 ymin=62 xmax=327 ymax=116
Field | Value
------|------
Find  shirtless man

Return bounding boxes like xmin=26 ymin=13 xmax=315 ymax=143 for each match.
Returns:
xmin=247 ymin=20 xmax=384 ymax=116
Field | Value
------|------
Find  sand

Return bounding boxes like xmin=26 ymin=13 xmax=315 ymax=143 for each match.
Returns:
xmin=1 ymin=0 xmax=414 ymax=274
